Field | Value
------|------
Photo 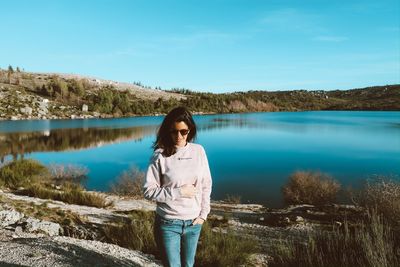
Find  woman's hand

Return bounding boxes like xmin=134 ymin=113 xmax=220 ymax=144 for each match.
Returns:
xmin=192 ymin=217 xmax=205 ymax=225
xmin=179 ymin=184 xmax=198 ymax=198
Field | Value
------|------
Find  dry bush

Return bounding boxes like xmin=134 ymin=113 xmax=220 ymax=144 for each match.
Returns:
xmin=282 ymin=171 xmax=341 ymax=205
xmin=355 ymin=177 xmax=400 ymax=229
xmin=109 ymin=166 xmax=144 ymax=198
xmin=47 ymin=163 xmax=88 ymax=184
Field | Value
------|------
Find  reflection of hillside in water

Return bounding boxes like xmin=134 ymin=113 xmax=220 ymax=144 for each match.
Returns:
xmin=0 ymin=126 xmax=157 ymax=161
xmin=198 ymin=117 xmax=266 ymax=131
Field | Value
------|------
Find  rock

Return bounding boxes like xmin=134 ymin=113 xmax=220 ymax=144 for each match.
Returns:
xmin=0 ymin=210 xmax=24 ymax=227
xmin=20 ymin=107 xmax=32 ymax=115
xmin=23 ymin=217 xmax=61 ymax=236
xmin=295 ymin=216 xmax=304 ymax=223
xmin=71 ymin=115 xmax=76 ymax=119
xmin=82 ymin=104 xmax=88 ymax=112
xmin=15 ymin=226 xmax=23 ymax=235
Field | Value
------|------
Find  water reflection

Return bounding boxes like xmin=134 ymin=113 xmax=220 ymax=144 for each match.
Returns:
xmin=0 ymin=125 xmax=157 ymax=161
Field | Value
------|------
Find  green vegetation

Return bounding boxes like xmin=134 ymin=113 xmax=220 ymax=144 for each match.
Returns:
xmin=0 ymin=159 xmax=48 ymax=189
xmin=282 ymin=171 xmax=341 ymax=205
xmin=0 ymin=159 xmax=108 ymax=208
xmin=195 ymin=222 xmax=259 ymax=267
xmin=103 ymin=210 xmax=158 ymax=255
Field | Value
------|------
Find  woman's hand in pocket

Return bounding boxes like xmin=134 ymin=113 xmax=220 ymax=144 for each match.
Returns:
xmin=191 ymin=217 xmax=205 ymax=225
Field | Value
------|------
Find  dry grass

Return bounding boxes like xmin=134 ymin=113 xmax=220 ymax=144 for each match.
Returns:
xmin=103 ymin=210 xmax=158 ymax=255
xmin=355 ymin=177 xmax=400 ymax=229
xmin=109 ymin=166 xmax=144 ymax=198
xmin=103 ymin=210 xmax=259 ymax=267
xmin=23 ymin=182 xmax=108 ymax=208
xmin=282 ymin=171 xmax=341 ymax=205
xmin=196 ymin=222 xmax=260 ymax=267
xmin=7 ymin=199 xmax=85 ymax=226
xmin=270 ymin=210 xmax=400 ymax=267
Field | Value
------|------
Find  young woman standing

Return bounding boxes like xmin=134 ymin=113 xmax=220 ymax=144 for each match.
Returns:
xmin=143 ymin=106 xmax=212 ymax=267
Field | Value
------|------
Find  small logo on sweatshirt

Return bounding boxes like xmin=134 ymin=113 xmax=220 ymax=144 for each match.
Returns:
xmin=178 ymin=157 xmax=192 ymax=160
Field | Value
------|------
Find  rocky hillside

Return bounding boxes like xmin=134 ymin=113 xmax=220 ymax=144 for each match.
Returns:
xmin=0 ymin=67 xmax=399 ymax=121
xmin=0 ymin=68 xmax=186 ymax=120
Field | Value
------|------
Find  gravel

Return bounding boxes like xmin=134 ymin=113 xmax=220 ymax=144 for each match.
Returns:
xmin=0 ymin=229 xmax=162 ymax=267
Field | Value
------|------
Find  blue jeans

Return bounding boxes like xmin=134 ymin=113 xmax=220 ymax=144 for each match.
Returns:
xmin=154 ymin=214 xmax=203 ymax=267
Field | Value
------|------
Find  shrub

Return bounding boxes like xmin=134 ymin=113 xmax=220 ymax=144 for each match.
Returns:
xmin=0 ymin=159 xmax=49 ymax=189
xmin=109 ymin=166 xmax=144 ymax=198
xmin=282 ymin=171 xmax=341 ymax=205
xmin=47 ymin=163 xmax=88 ymax=185
xmin=356 ymin=177 xmax=400 ymax=229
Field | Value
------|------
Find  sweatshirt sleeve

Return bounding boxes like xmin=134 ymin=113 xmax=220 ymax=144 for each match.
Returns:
xmin=199 ymin=146 xmax=212 ymax=220
xmin=143 ymin=151 xmax=182 ymax=202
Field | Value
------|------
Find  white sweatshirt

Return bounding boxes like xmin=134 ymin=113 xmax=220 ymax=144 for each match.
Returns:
xmin=143 ymin=142 xmax=212 ymax=220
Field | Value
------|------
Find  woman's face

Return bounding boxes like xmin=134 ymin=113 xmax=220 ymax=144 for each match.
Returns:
xmin=170 ymin=121 xmax=190 ymax=147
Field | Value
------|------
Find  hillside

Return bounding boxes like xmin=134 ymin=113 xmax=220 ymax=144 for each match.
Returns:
xmin=0 ymin=67 xmax=399 ymax=120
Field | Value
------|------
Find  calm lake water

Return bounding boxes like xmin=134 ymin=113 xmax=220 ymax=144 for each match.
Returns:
xmin=1 ymin=111 xmax=399 ymax=208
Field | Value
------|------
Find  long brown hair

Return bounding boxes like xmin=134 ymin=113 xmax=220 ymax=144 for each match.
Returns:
xmin=153 ymin=106 xmax=197 ymax=157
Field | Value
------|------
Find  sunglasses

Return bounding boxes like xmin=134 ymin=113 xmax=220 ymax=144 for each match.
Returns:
xmin=170 ymin=129 xmax=190 ymax=136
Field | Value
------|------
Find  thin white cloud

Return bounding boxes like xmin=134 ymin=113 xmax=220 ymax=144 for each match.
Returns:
xmin=312 ymin=36 xmax=349 ymax=42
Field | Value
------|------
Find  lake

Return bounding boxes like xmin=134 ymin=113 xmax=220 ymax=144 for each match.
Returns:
xmin=1 ymin=111 xmax=399 ymax=208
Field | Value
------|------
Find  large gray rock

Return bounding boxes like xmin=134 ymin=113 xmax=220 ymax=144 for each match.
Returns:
xmin=24 ymin=217 xmax=61 ymax=236
xmin=0 ymin=210 xmax=24 ymax=227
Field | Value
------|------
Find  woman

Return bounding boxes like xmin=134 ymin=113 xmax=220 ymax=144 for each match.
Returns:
xmin=143 ymin=106 xmax=212 ymax=267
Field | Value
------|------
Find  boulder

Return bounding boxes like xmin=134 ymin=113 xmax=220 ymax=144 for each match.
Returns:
xmin=23 ymin=217 xmax=61 ymax=236
xmin=82 ymin=104 xmax=88 ymax=112
xmin=0 ymin=210 xmax=24 ymax=227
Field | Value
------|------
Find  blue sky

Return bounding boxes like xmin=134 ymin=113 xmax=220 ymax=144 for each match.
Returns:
xmin=1 ymin=0 xmax=399 ymax=93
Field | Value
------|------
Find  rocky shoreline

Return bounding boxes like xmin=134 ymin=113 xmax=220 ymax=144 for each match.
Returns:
xmin=0 ymin=188 xmax=363 ymax=267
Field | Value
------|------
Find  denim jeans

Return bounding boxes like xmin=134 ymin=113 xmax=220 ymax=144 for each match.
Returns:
xmin=154 ymin=214 xmax=203 ymax=267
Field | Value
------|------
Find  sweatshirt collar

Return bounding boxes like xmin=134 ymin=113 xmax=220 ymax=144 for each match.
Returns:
xmin=175 ymin=142 xmax=190 ymax=152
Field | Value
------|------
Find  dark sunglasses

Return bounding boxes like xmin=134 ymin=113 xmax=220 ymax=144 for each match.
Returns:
xmin=170 ymin=129 xmax=190 ymax=136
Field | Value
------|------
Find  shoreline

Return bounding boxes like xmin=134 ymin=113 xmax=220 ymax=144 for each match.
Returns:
xmin=0 ymin=187 xmax=365 ymax=266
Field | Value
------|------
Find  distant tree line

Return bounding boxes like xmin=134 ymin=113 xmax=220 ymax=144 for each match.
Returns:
xmin=2 ymin=67 xmax=399 ymax=116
